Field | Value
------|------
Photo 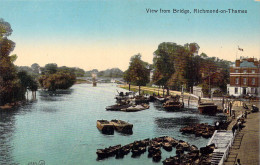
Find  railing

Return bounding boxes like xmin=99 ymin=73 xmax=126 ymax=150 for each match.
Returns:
xmin=209 ymin=130 xmax=238 ymax=165
xmin=218 ymin=130 xmax=237 ymax=165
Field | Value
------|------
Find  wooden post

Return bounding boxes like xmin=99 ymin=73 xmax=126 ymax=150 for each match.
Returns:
xmin=163 ymin=86 xmax=165 ymax=97
xmin=188 ymin=96 xmax=190 ymax=107
xmin=222 ymin=97 xmax=224 ymax=110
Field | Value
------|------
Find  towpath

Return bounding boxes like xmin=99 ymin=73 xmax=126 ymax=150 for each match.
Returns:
xmin=224 ymin=102 xmax=259 ymax=165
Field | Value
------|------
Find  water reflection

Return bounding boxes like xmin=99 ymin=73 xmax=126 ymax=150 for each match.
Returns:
xmin=155 ymin=116 xmax=199 ymax=129
xmin=39 ymin=89 xmax=74 ymax=96
xmin=0 ymin=109 xmax=17 ymax=164
xmin=39 ymin=89 xmax=73 ymax=102
xmin=40 ymin=107 xmax=58 ymax=113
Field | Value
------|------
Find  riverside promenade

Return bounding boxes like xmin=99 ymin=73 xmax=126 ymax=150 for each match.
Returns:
xmin=224 ymin=102 xmax=259 ymax=165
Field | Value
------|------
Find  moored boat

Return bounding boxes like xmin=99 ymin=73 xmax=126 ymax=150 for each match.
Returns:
xmin=105 ymin=104 xmax=131 ymax=111
xmin=163 ymin=101 xmax=184 ymax=111
xmin=155 ymin=96 xmax=167 ymax=103
xmin=110 ymin=120 xmax=133 ymax=134
xmin=121 ymin=104 xmax=148 ymax=112
xmin=96 ymin=120 xmax=114 ymax=135
xmin=198 ymin=102 xmax=218 ymax=114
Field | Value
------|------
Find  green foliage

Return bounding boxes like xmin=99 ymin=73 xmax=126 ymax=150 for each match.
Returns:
xmin=39 ymin=71 xmax=76 ymax=91
xmin=0 ymin=18 xmax=25 ymax=105
xmin=39 ymin=64 xmax=78 ymax=91
xmin=0 ymin=18 xmax=12 ymax=38
xmin=85 ymin=69 xmax=98 ymax=77
xmin=153 ymin=42 xmax=193 ymax=90
xmin=41 ymin=63 xmax=58 ymax=74
xmin=87 ymin=68 xmax=123 ymax=78
xmin=153 ymin=44 xmax=175 ymax=86
xmin=17 ymin=71 xmax=38 ymax=91
xmin=31 ymin=63 xmax=40 ymax=74
xmin=73 ymin=67 xmax=85 ymax=77
xmin=124 ymin=54 xmax=150 ymax=87
xmin=152 ymin=42 xmax=231 ymax=94
xmin=10 ymin=54 xmax=17 ymax=62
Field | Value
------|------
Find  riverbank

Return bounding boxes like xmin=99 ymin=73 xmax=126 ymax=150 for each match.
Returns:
xmin=0 ymin=101 xmax=25 ymax=110
xmin=224 ymin=101 xmax=259 ymax=165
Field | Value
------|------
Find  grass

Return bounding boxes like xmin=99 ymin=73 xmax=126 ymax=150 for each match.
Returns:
xmin=119 ymin=85 xmax=164 ymax=95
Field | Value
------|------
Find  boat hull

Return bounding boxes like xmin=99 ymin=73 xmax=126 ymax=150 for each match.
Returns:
xmin=97 ymin=120 xmax=114 ymax=135
xmin=110 ymin=120 xmax=133 ymax=134
xmin=198 ymin=105 xmax=218 ymax=114
xmin=163 ymin=102 xmax=184 ymax=111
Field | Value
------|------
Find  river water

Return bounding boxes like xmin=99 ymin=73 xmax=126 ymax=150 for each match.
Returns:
xmin=0 ymin=84 xmax=226 ymax=165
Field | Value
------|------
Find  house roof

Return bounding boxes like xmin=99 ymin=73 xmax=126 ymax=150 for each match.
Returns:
xmin=240 ymin=60 xmax=257 ymax=68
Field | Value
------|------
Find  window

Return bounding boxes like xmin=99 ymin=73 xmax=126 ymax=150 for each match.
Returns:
xmin=235 ymin=88 xmax=238 ymax=94
xmin=252 ymin=70 xmax=255 ymax=73
xmin=252 ymin=78 xmax=255 ymax=85
xmin=243 ymin=70 xmax=247 ymax=73
xmin=235 ymin=69 xmax=239 ymax=73
xmin=235 ymin=78 xmax=239 ymax=84
xmin=243 ymin=78 xmax=247 ymax=85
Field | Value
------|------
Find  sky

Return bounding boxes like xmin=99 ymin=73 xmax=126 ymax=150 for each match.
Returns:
xmin=0 ymin=0 xmax=259 ymax=71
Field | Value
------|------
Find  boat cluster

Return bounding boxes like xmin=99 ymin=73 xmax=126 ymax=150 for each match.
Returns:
xmin=96 ymin=136 xmax=216 ymax=164
xmin=163 ymin=143 xmax=215 ymax=165
xmin=106 ymin=91 xmax=151 ymax=112
xmin=96 ymin=120 xmax=133 ymax=135
xmin=180 ymin=121 xmax=230 ymax=138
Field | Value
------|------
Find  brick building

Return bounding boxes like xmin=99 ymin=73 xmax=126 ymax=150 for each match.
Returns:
xmin=227 ymin=57 xmax=260 ymax=97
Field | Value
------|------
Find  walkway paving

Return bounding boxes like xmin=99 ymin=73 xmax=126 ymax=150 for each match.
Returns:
xmin=224 ymin=106 xmax=259 ymax=165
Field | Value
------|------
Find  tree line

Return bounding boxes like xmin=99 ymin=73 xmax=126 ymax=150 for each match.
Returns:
xmin=123 ymin=42 xmax=232 ymax=96
xmin=85 ymin=68 xmax=124 ymax=78
xmin=0 ymin=19 xmax=83 ymax=105
xmin=0 ymin=18 xmax=38 ymax=105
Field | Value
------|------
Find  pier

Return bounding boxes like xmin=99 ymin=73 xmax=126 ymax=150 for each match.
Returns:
xmin=208 ymin=130 xmax=236 ymax=165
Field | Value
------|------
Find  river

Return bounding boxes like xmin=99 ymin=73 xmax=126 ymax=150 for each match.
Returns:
xmin=0 ymin=83 xmax=226 ymax=165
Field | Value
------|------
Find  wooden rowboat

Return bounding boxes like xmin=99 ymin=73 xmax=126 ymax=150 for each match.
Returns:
xmin=110 ymin=120 xmax=133 ymax=134
xmin=96 ymin=120 xmax=114 ymax=135
xmin=163 ymin=101 xmax=184 ymax=111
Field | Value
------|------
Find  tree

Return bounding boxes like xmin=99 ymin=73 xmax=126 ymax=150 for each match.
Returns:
xmin=31 ymin=63 xmax=40 ymax=74
xmin=124 ymin=54 xmax=150 ymax=94
xmin=153 ymin=42 xmax=193 ymax=94
xmin=123 ymin=69 xmax=132 ymax=91
xmin=85 ymin=69 xmax=98 ymax=77
xmin=17 ymin=71 xmax=38 ymax=94
xmin=39 ymin=71 xmax=76 ymax=91
xmin=0 ymin=18 xmax=24 ymax=105
xmin=42 ymin=63 xmax=58 ymax=74
xmin=153 ymin=43 xmax=176 ymax=95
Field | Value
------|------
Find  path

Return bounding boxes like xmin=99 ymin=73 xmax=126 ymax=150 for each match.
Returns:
xmin=224 ymin=106 xmax=259 ymax=165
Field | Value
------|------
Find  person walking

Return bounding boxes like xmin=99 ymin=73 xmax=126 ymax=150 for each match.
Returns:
xmin=244 ymin=111 xmax=247 ymax=118
xmin=232 ymin=124 xmax=237 ymax=136
xmin=237 ymin=121 xmax=242 ymax=131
